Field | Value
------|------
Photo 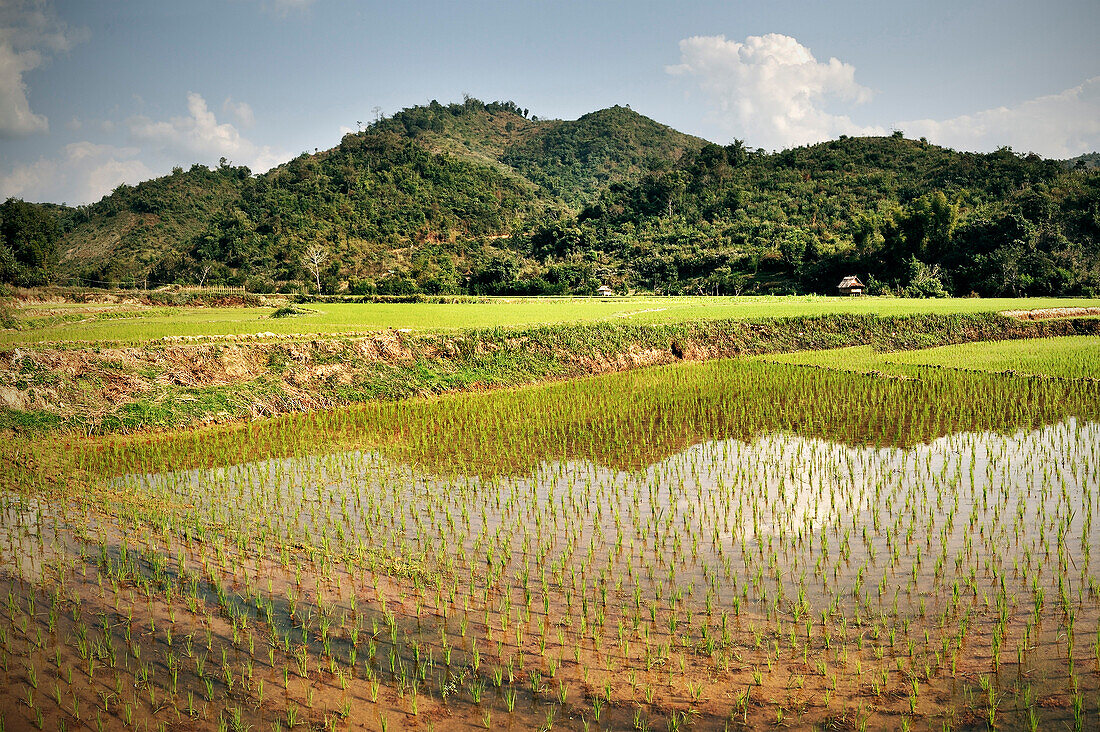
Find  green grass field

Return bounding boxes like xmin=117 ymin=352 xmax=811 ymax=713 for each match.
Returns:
xmin=754 ymin=335 xmax=1100 ymax=379
xmin=5 ymin=295 xmax=1100 ymax=346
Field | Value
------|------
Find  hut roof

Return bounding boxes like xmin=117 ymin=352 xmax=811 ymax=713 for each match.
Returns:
xmin=838 ymin=275 xmax=865 ymax=289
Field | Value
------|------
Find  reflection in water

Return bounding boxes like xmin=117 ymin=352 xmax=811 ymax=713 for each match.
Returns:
xmin=125 ymin=419 xmax=1100 ymax=612
xmin=0 ymin=493 xmax=68 ymax=583
xmin=82 ymin=358 xmax=1100 ymax=480
xmin=6 ymin=360 xmax=1100 ymax=730
xmin=120 ymin=420 xmax=1100 ymax=703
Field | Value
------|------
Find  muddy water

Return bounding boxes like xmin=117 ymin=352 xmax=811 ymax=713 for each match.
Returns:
xmin=3 ymin=413 xmax=1100 ymax=730
xmin=31 ymin=418 xmax=1083 ymax=730
xmin=0 ymin=493 xmax=71 ymax=584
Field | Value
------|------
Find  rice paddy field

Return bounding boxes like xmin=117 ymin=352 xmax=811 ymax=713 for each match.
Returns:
xmin=2 ymin=331 xmax=1100 ymax=731
xmin=754 ymin=336 xmax=1100 ymax=380
xmin=5 ymin=295 xmax=1100 ymax=346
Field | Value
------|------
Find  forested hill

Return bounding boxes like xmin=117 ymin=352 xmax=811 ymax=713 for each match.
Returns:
xmin=3 ymin=97 xmax=1099 ymax=297
xmin=375 ymin=101 xmax=706 ymax=206
xmin=577 ymin=135 xmax=1100 ymax=297
xmin=1068 ymin=152 xmax=1100 ymax=171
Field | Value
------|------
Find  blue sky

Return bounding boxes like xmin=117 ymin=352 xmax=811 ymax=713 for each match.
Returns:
xmin=1 ymin=0 xmax=1097 ymax=205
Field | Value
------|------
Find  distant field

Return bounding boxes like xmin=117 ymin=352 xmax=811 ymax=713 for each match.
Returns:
xmin=5 ymin=295 xmax=1100 ymax=346
xmin=754 ymin=335 xmax=1100 ymax=379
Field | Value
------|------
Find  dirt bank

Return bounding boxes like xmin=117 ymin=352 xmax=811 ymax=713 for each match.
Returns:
xmin=2 ymin=312 xmax=1097 ymax=433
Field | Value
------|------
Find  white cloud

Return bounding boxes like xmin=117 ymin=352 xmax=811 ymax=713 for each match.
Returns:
xmin=222 ymin=97 xmax=255 ymax=128
xmin=0 ymin=0 xmax=86 ymax=137
xmin=0 ymin=42 xmax=47 ymax=136
xmin=900 ymin=77 xmax=1100 ymax=158
xmin=128 ymin=92 xmax=287 ymax=172
xmin=667 ymin=33 xmax=882 ymax=149
xmin=0 ymin=142 xmax=152 ymax=205
xmin=1 ymin=91 xmax=289 ymax=204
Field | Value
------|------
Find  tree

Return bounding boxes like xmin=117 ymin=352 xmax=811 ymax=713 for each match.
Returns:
xmin=904 ymin=256 xmax=948 ymax=298
xmin=301 ymin=243 xmax=330 ymax=293
xmin=469 ymin=254 xmax=519 ymax=294
xmin=0 ymin=198 xmax=61 ymax=285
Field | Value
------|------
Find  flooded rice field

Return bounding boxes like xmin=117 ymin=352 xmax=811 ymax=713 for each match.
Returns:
xmin=1 ymin=359 xmax=1099 ymax=730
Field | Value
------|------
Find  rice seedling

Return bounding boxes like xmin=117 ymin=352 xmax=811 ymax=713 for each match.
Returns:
xmin=2 ymin=347 xmax=1099 ymax=729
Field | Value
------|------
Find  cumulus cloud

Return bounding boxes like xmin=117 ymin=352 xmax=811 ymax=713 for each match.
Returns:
xmin=0 ymin=142 xmax=152 ymax=205
xmin=667 ymin=33 xmax=881 ymax=149
xmin=0 ymin=42 xmax=47 ymax=136
xmin=128 ymin=92 xmax=287 ymax=172
xmin=900 ymin=77 xmax=1100 ymax=158
xmin=222 ymin=97 xmax=255 ymax=128
xmin=0 ymin=0 xmax=87 ymax=137
xmin=1 ymin=92 xmax=288 ymax=204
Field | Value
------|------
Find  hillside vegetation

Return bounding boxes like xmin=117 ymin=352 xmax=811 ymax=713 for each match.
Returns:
xmin=3 ymin=98 xmax=1099 ymax=297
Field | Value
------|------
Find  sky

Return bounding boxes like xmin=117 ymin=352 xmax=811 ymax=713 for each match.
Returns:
xmin=1 ymin=0 xmax=1097 ymax=206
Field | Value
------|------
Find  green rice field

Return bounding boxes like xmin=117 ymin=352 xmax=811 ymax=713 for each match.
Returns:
xmin=756 ymin=336 xmax=1100 ymax=380
xmin=2 ymin=334 xmax=1100 ymax=730
xmin=5 ymin=295 xmax=1100 ymax=346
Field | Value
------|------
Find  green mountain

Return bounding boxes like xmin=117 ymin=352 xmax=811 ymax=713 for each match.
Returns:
xmin=3 ymin=99 xmax=1100 ymax=297
xmin=576 ymin=135 xmax=1100 ymax=296
xmin=374 ymin=100 xmax=706 ymax=205
xmin=35 ymin=99 xmax=706 ymax=293
xmin=1067 ymin=152 xmax=1100 ymax=171
xmin=59 ymin=164 xmax=249 ymax=285
xmin=500 ymin=105 xmax=706 ymax=205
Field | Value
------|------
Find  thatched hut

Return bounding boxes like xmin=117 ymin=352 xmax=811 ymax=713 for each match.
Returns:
xmin=837 ymin=275 xmax=865 ymax=296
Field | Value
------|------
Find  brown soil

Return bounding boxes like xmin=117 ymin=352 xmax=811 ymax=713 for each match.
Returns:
xmin=0 ymin=328 xmax=695 ymax=429
xmin=0 ymin=481 xmax=1088 ymax=732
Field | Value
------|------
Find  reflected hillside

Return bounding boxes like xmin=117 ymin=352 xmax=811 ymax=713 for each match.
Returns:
xmin=9 ymin=357 xmax=1100 ymax=731
xmin=79 ymin=359 xmax=1100 ymax=480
